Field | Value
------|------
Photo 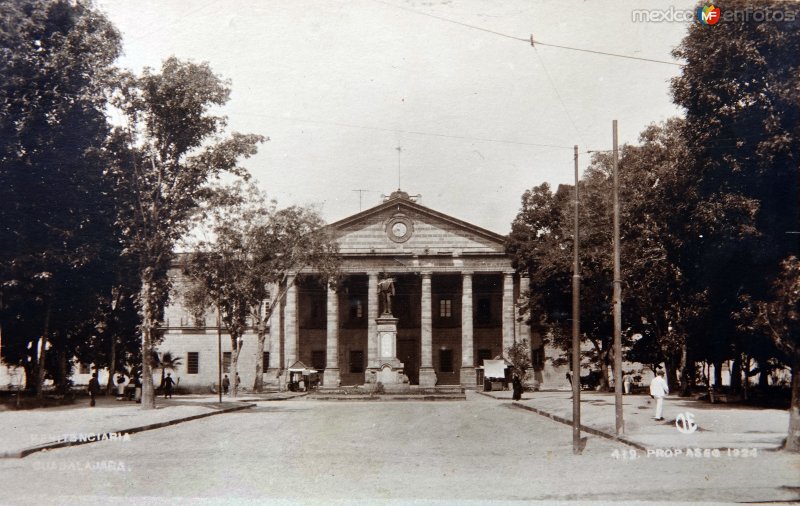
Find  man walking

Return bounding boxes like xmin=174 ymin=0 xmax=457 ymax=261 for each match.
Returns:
xmin=88 ymin=373 xmax=100 ymax=407
xmin=649 ymin=370 xmax=669 ymax=421
xmin=164 ymin=372 xmax=175 ymax=399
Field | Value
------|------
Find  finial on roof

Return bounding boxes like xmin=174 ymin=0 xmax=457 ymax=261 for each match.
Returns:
xmin=381 ymin=189 xmax=421 ymax=202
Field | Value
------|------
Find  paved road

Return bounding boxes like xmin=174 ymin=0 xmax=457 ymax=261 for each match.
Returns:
xmin=1 ymin=393 xmax=798 ymax=503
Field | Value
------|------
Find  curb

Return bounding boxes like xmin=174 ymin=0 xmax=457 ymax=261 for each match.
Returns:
xmin=309 ymin=395 xmax=467 ymax=402
xmin=477 ymin=392 xmax=648 ymax=451
xmin=237 ymin=392 xmax=308 ymax=401
xmin=1 ymin=402 xmax=254 ymax=459
xmin=509 ymin=402 xmax=648 ymax=452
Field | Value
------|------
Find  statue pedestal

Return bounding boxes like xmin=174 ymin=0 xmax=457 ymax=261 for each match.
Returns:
xmin=368 ymin=315 xmax=406 ymax=385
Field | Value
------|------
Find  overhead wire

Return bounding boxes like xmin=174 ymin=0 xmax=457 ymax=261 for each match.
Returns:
xmin=372 ymin=0 xmax=685 ymax=67
xmin=532 ymin=47 xmax=587 ymax=148
xmin=232 ymin=111 xmax=574 ymax=150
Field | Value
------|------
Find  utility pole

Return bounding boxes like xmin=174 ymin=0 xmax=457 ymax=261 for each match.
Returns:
xmin=217 ymin=302 xmax=222 ymax=404
xmin=352 ymin=189 xmax=368 ymax=211
xmin=612 ymin=120 xmax=624 ymax=435
xmin=572 ymin=145 xmax=582 ymax=455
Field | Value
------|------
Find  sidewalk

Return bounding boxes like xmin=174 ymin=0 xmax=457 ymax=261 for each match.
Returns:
xmin=0 ymin=394 xmax=258 ymax=458
xmin=482 ymin=389 xmax=789 ymax=451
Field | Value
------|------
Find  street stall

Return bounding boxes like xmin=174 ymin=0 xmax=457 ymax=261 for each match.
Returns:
xmin=482 ymin=359 xmax=510 ymax=391
xmin=287 ymin=361 xmax=319 ymax=392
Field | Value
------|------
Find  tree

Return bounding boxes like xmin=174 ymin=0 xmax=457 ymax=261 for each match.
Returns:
xmin=183 ymin=182 xmax=340 ymax=395
xmin=109 ymin=58 xmax=265 ymax=408
xmin=0 ymin=0 xmax=124 ymax=395
xmin=672 ymin=0 xmax=800 ymax=391
xmin=151 ymin=351 xmax=183 ymax=391
xmin=508 ymin=120 xmax=713 ymax=392
xmin=737 ymin=257 xmax=800 ymax=452
xmin=506 ymin=339 xmax=533 ymax=384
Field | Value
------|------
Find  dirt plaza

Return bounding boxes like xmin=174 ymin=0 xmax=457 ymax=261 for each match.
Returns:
xmin=0 ymin=392 xmax=798 ymax=504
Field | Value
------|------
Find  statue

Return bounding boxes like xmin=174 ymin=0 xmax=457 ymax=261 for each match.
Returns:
xmin=377 ymin=275 xmax=396 ymax=315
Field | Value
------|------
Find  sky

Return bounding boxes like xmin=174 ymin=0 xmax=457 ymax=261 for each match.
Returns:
xmin=95 ymin=0 xmax=695 ymax=234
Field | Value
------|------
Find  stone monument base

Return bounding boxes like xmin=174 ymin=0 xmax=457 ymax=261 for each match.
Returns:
xmin=375 ymin=362 xmax=406 ymax=385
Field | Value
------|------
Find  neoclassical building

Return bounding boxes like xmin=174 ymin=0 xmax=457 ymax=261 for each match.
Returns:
xmin=160 ymin=190 xmax=550 ymax=391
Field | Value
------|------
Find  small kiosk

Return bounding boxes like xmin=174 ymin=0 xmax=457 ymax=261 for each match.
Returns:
xmin=286 ymin=361 xmax=319 ymax=392
xmin=482 ymin=359 xmax=511 ymax=391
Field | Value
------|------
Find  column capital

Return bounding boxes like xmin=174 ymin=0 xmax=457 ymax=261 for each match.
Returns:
xmin=420 ymin=271 xmax=432 ymax=279
xmin=461 ymin=270 xmax=474 ymax=277
xmin=503 ymin=270 xmax=516 ymax=277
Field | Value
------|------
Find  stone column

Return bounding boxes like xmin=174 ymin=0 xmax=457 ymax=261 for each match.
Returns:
xmin=367 ymin=272 xmax=378 ymax=370
xmin=419 ymin=272 xmax=436 ymax=387
xmin=460 ymin=271 xmax=476 ymax=387
xmin=323 ymin=284 xmax=340 ymax=387
xmin=285 ymin=274 xmax=298 ymax=368
xmin=502 ymin=271 xmax=515 ymax=356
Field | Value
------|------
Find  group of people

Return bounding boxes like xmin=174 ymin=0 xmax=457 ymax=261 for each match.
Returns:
xmin=87 ymin=372 xmax=177 ymax=406
xmin=221 ymin=373 xmax=241 ymax=394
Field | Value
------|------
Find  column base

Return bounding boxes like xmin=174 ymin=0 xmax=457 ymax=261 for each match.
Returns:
xmin=460 ymin=366 xmax=476 ymax=387
xmin=418 ymin=367 xmax=437 ymax=388
xmin=322 ymin=368 xmax=340 ymax=388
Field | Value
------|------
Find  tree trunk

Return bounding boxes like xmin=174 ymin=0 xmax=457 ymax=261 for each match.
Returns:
xmin=731 ymin=357 xmax=742 ymax=393
xmin=784 ymin=351 xmax=800 ymax=452
xmin=254 ymin=323 xmax=265 ymax=393
xmin=759 ymin=362 xmax=770 ymax=389
xmin=599 ymin=349 xmax=610 ymax=392
xmin=56 ymin=346 xmax=68 ymax=395
xmin=666 ymin=357 xmax=680 ymax=392
xmin=139 ymin=274 xmax=156 ymax=409
xmin=679 ymin=339 xmax=692 ymax=397
xmin=106 ymin=335 xmax=116 ymax=395
xmin=743 ymin=355 xmax=750 ymax=400
xmin=713 ymin=360 xmax=723 ymax=388
xmin=231 ymin=333 xmax=241 ymax=398
xmin=35 ymin=302 xmax=52 ymax=399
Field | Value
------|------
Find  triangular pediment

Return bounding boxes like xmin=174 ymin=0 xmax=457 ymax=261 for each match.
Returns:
xmin=329 ymin=195 xmax=506 ymax=256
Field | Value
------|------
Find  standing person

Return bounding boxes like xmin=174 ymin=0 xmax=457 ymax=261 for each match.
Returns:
xmin=133 ymin=376 xmax=142 ymax=403
xmin=222 ymin=374 xmax=230 ymax=394
xmin=235 ymin=373 xmax=241 ymax=393
xmin=88 ymin=373 xmax=100 ymax=407
xmin=623 ymin=372 xmax=633 ymax=395
xmin=116 ymin=374 xmax=126 ymax=400
xmin=512 ymin=375 xmax=523 ymax=401
xmin=164 ymin=372 xmax=175 ymax=399
xmin=649 ymin=370 xmax=669 ymax=421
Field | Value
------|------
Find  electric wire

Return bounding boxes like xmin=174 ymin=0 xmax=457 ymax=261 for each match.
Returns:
xmin=233 ymin=111 xmax=574 ymax=150
xmin=372 ymin=0 xmax=685 ymax=67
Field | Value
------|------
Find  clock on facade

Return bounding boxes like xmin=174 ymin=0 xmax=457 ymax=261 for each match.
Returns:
xmin=391 ymin=222 xmax=407 ymax=237
xmin=386 ymin=215 xmax=413 ymax=243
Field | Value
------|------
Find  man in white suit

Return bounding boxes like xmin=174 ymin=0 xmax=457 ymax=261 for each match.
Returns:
xmin=649 ymin=370 xmax=669 ymax=421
